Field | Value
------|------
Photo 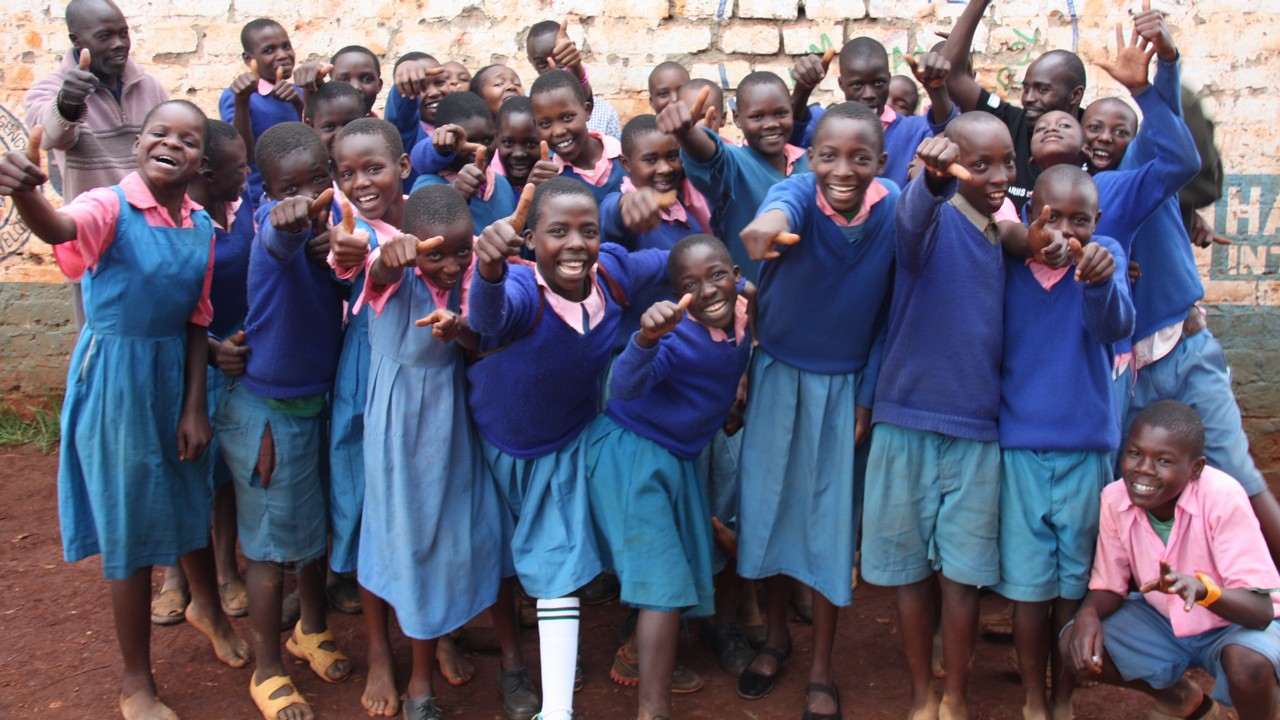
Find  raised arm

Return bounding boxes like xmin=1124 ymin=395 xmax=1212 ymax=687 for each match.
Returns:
xmin=656 ymin=93 xmax=717 ymax=162
xmin=941 ymin=0 xmax=992 ymax=112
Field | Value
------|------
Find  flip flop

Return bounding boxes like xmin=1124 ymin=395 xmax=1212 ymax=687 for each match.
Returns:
xmin=285 ymin=621 xmax=351 ymax=683
xmin=1149 ymin=694 xmax=1220 ymax=720
xmin=219 ymin=579 xmax=249 ymax=617
xmin=737 ymin=644 xmax=791 ymax=700
xmin=249 ymin=674 xmax=309 ymax=720
xmin=150 ymin=587 xmax=189 ymax=626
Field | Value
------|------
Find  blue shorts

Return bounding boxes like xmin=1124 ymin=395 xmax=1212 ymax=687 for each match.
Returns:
xmin=215 ymin=383 xmax=328 ymax=565
xmin=994 ymin=449 xmax=1109 ymax=602
xmin=1125 ymin=330 xmax=1265 ymax=496
xmin=861 ymin=423 xmax=1000 ymax=587
xmin=1101 ymin=593 xmax=1280 ymax=705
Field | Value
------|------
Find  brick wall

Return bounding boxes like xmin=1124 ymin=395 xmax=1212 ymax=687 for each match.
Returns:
xmin=2 ymin=0 xmax=1280 ymax=482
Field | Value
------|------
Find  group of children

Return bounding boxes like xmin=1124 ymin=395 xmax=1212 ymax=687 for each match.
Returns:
xmin=5 ymin=1 xmax=1280 ymax=719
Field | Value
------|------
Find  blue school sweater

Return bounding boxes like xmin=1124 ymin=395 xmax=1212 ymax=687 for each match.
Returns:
xmin=755 ymin=175 xmax=899 ymax=406
xmin=600 ymin=189 xmax=708 ymax=349
xmin=207 ymin=193 xmax=256 ymax=339
xmin=467 ymin=243 xmax=669 ymax=458
xmin=240 ymin=200 xmax=354 ymax=399
xmin=412 ymin=172 xmax=517 ymax=235
xmin=607 ymin=320 xmax=752 ymax=460
xmin=872 ymin=175 xmax=1004 ymax=442
xmin=560 ymin=157 xmax=628 ymax=205
xmin=682 ymin=127 xmax=810 ymax=283
xmin=790 ymin=104 xmax=954 ymax=189
xmin=218 ymin=87 xmax=303 ymax=209
xmin=1000 ymin=235 xmax=1134 ymax=452
xmin=1116 ymin=56 xmax=1205 ymax=342
xmin=384 ymin=86 xmax=426 ymax=192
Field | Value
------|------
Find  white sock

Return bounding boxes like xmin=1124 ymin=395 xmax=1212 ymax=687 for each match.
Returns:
xmin=536 ymin=596 xmax=580 ymax=720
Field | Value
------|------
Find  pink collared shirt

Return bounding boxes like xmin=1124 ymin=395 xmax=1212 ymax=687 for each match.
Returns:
xmin=618 ymin=176 xmax=712 ymax=233
xmin=814 ymin=177 xmax=890 ymax=227
xmin=690 ymin=293 xmax=750 ymax=345
xmin=355 ymin=244 xmax=474 ymax=318
xmin=56 ymin=171 xmax=215 ymax=326
xmin=1025 ymin=259 xmax=1072 ymax=291
xmin=1090 ymin=466 xmax=1280 ymax=637
xmin=782 ymin=143 xmax=806 ymax=175
xmin=535 ymin=265 xmax=605 ymax=334
xmin=880 ymin=103 xmax=897 ymax=129
xmin=212 ymin=197 xmax=244 ymax=233
xmin=554 ymin=132 xmax=622 ymax=187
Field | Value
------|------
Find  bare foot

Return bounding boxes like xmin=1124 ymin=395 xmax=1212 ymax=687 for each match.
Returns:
xmin=939 ymin=694 xmax=968 ymax=720
xmin=120 ymin=688 xmax=178 ymax=720
xmin=362 ymin=644 xmax=399 ymax=717
xmin=437 ymin=635 xmax=476 ymax=686
xmin=185 ymin=601 xmax=250 ymax=668
xmin=1022 ymin=703 xmax=1049 ymax=720
xmin=906 ymin=687 xmax=941 ymax=720
xmin=1049 ymin=701 xmax=1074 ymax=720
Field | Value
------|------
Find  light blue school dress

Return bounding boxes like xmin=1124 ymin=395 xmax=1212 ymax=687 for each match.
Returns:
xmin=59 ymin=186 xmax=214 ymax=580
xmin=357 ymin=271 xmax=503 ymax=639
xmin=327 ymin=230 xmax=379 ymax=575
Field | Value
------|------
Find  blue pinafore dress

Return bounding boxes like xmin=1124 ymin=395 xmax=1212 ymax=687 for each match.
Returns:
xmin=327 ymin=227 xmax=379 ymax=575
xmin=357 ymin=271 xmax=502 ymax=640
xmin=59 ymin=186 xmax=214 ymax=579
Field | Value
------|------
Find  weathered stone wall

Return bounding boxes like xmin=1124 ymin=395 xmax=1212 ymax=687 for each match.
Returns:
xmin=2 ymin=0 xmax=1279 ymax=482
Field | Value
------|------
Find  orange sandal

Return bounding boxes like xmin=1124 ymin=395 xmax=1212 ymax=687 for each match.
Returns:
xmin=285 ymin=621 xmax=351 ymax=683
xmin=249 ymin=674 xmax=309 ymax=720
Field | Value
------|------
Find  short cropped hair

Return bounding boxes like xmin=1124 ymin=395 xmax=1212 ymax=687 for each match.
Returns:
xmin=1133 ymin=400 xmax=1206 ymax=458
xmin=813 ymin=101 xmax=885 ymax=153
xmin=334 ymin=117 xmax=404 ymax=160
xmin=668 ymin=234 xmax=732 ymax=281
xmin=239 ymin=18 xmax=283 ymax=53
xmin=620 ymin=114 xmax=659 ymax=158
xmin=530 ymin=69 xmax=587 ymax=106
xmin=526 ymin=176 xmax=595 ymax=232
xmin=403 ymin=183 xmax=473 ymax=239
xmin=203 ymin=119 xmax=241 ymax=170
xmin=436 ymin=91 xmax=493 ymax=128
xmin=254 ymin=121 xmax=325 ymax=182
xmin=332 ymin=45 xmax=381 ymax=76
xmin=304 ymin=80 xmax=367 ymax=120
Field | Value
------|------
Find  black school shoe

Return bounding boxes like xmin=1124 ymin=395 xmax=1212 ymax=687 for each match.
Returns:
xmin=498 ymin=666 xmax=540 ymax=720
xmin=802 ymin=682 xmax=842 ymax=720
xmin=736 ymin=644 xmax=791 ymax=700
xmin=701 ymin=621 xmax=754 ymax=677
xmin=402 ymin=694 xmax=444 ymax=720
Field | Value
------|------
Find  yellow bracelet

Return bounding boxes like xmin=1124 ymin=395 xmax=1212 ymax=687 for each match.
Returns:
xmin=1196 ymin=573 xmax=1222 ymax=607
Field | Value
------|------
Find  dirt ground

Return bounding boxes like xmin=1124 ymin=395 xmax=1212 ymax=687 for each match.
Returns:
xmin=0 ymin=445 xmax=1181 ymax=719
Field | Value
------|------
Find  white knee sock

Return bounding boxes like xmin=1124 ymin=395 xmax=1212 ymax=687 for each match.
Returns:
xmin=536 ymin=597 xmax=580 ymax=720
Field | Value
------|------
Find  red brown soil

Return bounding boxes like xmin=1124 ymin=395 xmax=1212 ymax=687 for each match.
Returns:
xmin=0 ymin=445 xmax=1182 ymax=719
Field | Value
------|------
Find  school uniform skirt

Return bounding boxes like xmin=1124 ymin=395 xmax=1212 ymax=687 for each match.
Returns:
xmin=736 ymin=350 xmax=863 ymax=607
xmin=328 ymin=314 xmax=370 ymax=574
xmin=584 ymin=415 xmax=715 ymax=616
xmin=482 ymin=433 xmax=602 ymax=600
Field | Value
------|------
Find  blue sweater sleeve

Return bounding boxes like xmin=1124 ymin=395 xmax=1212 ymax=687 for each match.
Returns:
xmin=926 ymin=103 xmax=958 ymax=134
xmin=894 ymin=174 xmax=957 ymax=275
xmin=1080 ymin=237 xmax=1136 ymax=345
xmin=599 ymin=193 xmax=637 ymax=249
xmin=218 ymin=88 xmax=236 ymax=124
xmin=682 ymin=128 xmax=740 ymax=200
xmin=857 ymin=300 xmax=890 ymax=407
xmin=1124 ymin=56 xmax=1184 ymax=168
xmin=614 ymin=246 xmax=671 ymax=297
xmin=262 ymin=222 xmax=309 ymax=262
xmin=609 ymin=333 xmax=677 ymax=401
xmin=384 ymin=87 xmax=425 ymax=159
xmin=409 ymin=136 xmax=455 ymax=176
xmin=468 ymin=263 xmax=541 ymax=340
xmin=789 ymin=104 xmax=823 ymax=148
xmin=758 ymin=174 xmax=810 ymax=231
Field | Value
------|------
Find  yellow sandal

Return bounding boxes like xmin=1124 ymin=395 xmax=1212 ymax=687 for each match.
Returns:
xmin=285 ymin=621 xmax=351 ymax=683
xmin=249 ymin=674 xmax=309 ymax=720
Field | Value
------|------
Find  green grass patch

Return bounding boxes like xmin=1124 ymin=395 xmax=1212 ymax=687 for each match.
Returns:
xmin=0 ymin=396 xmax=62 ymax=454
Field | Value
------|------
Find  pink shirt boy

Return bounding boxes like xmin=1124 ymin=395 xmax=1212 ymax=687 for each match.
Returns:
xmin=1090 ymin=465 xmax=1280 ymax=637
